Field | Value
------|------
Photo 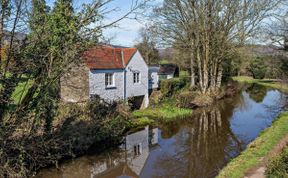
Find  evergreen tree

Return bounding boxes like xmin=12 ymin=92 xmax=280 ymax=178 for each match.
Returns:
xmin=49 ymin=0 xmax=77 ymax=52
xmin=30 ymin=0 xmax=49 ymax=33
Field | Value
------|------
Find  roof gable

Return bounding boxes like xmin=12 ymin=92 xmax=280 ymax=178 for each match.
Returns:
xmin=83 ymin=46 xmax=137 ymax=69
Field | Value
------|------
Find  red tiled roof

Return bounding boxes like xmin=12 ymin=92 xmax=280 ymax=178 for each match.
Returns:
xmin=83 ymin=46 xmax=137 ymax=69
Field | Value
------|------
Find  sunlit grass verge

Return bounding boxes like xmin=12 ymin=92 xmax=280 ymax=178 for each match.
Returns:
xmin=266 ymin=146 xmax=288 ymax=177
xmin=232 ymin=76 xmax=288 ymax=93
xmin=11 ymin=79 xmax=33 ymax=104
xmin=217 ymin=112 xmax=288 ymax=178
xmin=0 ymin=75 xmax=34 ymax=104
xmin=132 ymin=104 xmax=193 ymax=126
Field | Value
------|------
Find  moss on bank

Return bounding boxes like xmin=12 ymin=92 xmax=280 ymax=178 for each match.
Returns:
xmin=217 ymin=112 xmax=288 ymax=178
xmin=232 ymin=76 xmax=288 ymax=93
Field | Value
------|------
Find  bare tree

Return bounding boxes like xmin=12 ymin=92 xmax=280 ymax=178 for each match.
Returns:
xmin=268 ymin=12 xmax=288 ymax=50
xmin=135 ymin=27 xmax=160 ymax=65
xmin=152 ymin=0 xmax=283 ymax=93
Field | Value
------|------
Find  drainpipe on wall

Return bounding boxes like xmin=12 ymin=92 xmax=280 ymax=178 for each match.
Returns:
xmin=121 ymin=49 xmax=127 ymax=102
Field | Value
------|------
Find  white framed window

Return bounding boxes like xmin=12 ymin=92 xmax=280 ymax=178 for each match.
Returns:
xmin=133 ymin=72 xmax=140 ymax=84
xmin=105 ymin=73 xmax=114 ymax=87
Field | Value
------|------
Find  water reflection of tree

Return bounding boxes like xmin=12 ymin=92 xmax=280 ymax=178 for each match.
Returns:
xmin=155 ymin=98 xmax=246 ymax=178
xmin=187 ymin=106 xmax=244 ymax=178
xmin=246 ymin=84 xmax=268 ymax=103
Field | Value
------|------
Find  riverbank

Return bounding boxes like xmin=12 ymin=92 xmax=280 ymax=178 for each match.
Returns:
xmin=132 ymin=100 xmax=193 ymax=126
xmin=217 ymin=77 xmax=288 ymax=178
xmin=266 ymin=144 xmax=288 ymax=177
xmin=232 ymin=76 xmax=288 ymax=93
xmin=217 ymin=112 xmax=288 ymax=178
xmin=131 ymin=77 xmax=193 ymax=127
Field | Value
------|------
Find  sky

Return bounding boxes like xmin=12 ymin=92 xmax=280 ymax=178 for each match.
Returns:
xmin=46 ymin=0 xmax=162 ymax=47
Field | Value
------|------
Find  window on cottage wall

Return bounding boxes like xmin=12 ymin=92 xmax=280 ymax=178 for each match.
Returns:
xmin=133 ymin=72 xmax=140 ymax=83
xmin=105 ymin=73 xmax=114 ymax=87
xmin=133 ymin=143 xmax=142 ymax=156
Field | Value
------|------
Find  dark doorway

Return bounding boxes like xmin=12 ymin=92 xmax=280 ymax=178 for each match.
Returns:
xmin=128 ymin=95 xmax=145 ymax=110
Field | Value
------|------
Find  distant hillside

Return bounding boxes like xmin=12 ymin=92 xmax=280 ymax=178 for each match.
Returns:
xmin=158 ymin=48 xmax=175 ymax=59
xmin=248 ymin=45 xmax=287 ymax=57
xmin=2 ymin=30 xmax=27 ymax=44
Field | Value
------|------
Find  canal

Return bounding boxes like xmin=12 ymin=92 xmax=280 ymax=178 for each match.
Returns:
xmin=36 ymin=84 xmax=287 ymax=178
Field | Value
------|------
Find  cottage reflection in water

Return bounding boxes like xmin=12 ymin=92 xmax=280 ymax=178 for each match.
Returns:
xmin=36 ymin=126 xmax=158 ymax=178
xmin=92 ymin=126 xmax=158 ymax=178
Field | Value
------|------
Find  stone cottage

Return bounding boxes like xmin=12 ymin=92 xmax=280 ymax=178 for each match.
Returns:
xmin=61 ymin=45 xmax=158 ymax=109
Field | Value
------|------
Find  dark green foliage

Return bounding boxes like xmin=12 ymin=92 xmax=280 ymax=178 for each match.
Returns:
xmin=266 ymin=147 xmax=288 ymax=178
xmin=49 ymin=0 xmax=77 ymax=51
xmin=30 ymin=0 xmax=49 ymax=32
xmin=248 ymin=57 xmax=268 ymax=79
xmin=88 ymin=95 xmax=118 ymax=120
xmin=160 ymin=78 xmax=187 ymax=96
xmin=280 ymin=55 xmax=288 ymax=79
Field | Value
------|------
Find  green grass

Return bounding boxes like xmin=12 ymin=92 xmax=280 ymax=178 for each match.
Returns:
xmin=266 ymin=147 xmax=288 ymax=177
xmin=232 ymin=76 xmax=288 ymax=93
xmin=133 ymin=106 xmax=192 ymax=120
xmin=180 ymin=70 xmax=189 ymax=78
xmin=11 ymin=79 xmax=33 ymax=104
xmin=217 ymin=112 xmax=288 ymax=178
xmin=132 ymin=101 xmax=193 ymax=125
xmin=159 ymin=59 xmax=170 ymax=64
xmin=0 ymin=75 xmax=33 ymax=104
xmin=134 ymin=117 xmax=155 ymax=126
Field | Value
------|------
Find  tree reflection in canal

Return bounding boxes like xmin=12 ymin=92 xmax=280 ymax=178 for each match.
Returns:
xmin=246 ymin=84 xmax=268 ymax=103
xmin=36 ymin=85 xmax=287 ymax=178
xmin=148 ymin=95 xmax=245 ymax=178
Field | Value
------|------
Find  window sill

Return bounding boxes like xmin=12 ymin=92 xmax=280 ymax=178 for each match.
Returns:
xmin=105 ymin=86 xmax=116 ymax=89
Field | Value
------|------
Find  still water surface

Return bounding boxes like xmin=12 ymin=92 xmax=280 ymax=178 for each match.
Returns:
xmin=37 ymin=84 xmax=287 ymax=178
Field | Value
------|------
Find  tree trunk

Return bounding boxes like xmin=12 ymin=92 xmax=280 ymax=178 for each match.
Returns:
xmin=284 ymin=38 xmax=288 ymax=51
xmin=190 ymin=51 xmax=195 ymax=87
xmin=146 ymin=52 xmax=150 ymax=65
xmin=210 ymin=60 xmax=215 ymax=89
xmin=216 ymin=64 xmax=223 ymax=88
xmin=0 ymin=3 xmax=4 ymax=75
xmin=196 ymin=48 xmax=204 ymax=92
xmin=202 ymin=39 xmax=209 ymax=93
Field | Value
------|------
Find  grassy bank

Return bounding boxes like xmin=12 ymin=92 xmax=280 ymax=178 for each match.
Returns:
xmin=217 ymin=112 xmax=288 ymax=178
xmin=266 ymin=146 xmax=288 ymax=177
xmin=232 ymin=76 xmax=288 ymax=93
xmin=132 ymin=76 xmax=193 ymax=126
xmin=132 ymin=102 xmax=193 ymax=126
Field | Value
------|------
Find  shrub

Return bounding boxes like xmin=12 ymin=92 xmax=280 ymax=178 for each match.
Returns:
xmin=176 ymin=91 xmax=197 ymax=108
xmin=160 ymin=78 xmax=187 ymax=96
xmin=266 ymin=147 xmax=288 ymax=178
xmin=0 ymin=96 xmax=130 ymax=178
xmin=248 ymin=57 xmax=268 ymax=79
